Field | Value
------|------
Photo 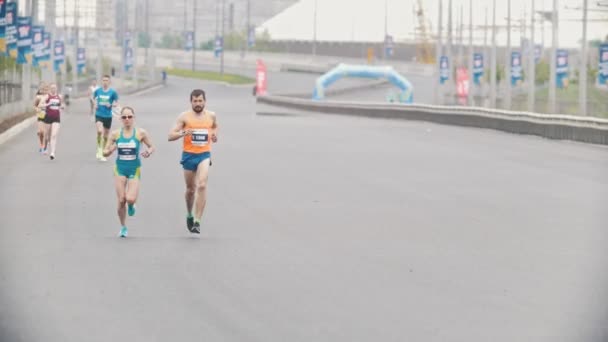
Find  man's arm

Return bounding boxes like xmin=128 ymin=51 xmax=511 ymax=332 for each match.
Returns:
xmin=210 ymin=112 xmax=218 ymax=143
xmin=111 ymin=91 xmax=119 ymax=107
xmin=102 ymin=130 xmax=119 ymax=157
xmin=168 ymin=113 xmax=190 ymax=141
xmin=110 ymin=91 xmax=120 ymax=117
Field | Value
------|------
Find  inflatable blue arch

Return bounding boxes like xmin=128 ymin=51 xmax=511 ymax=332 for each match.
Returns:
xmin=312 ymin=64 xmax=414 ymax=103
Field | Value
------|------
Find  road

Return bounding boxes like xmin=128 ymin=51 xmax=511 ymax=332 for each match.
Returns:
xmin=1 ymin=75 xmax=607 ymax=342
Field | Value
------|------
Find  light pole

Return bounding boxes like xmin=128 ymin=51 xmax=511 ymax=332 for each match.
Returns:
xmin=435 ymin=0 xmax=443 ymax=105
xmin=192 ymin=0 xmax=196 ymax=72
xmin=528 ymin=0 xmax=536 ymax=112
xmin=484 ymin=6 xmax=488 ymax=105
xmin=458 ymin=4 xmax=463 ymax=70
xmin=490 ymin=0 xmax=497 ymax=108
xmin=74 ymin=0 xmax=79 ymax=96
xmin=549 ymin=0 xmax=558 ymax=113
xmin=312 ymin=0 xmax=317 ymax=56
xmin=220 ymin=0 xmax=225 ymax=75
xmin=505 ymin=0 xmax=511 ymax=110
xmin=468 ymin=0 xmax=473 ymax=106
xmin=245 ymin=0 xmax=250 ymax=56
xmin=580 ymin=0 xmax=588 ymax=115
xmin=447 ymin=0 xmax=453 ymax=102
xmin=383 ymin=0 xmax=388 ymax=59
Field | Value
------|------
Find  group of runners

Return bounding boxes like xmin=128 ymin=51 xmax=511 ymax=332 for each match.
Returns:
xmin=33 ymin=76 xmax=218 ymax=238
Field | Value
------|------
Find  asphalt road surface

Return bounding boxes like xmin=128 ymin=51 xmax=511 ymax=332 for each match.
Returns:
xmin=1 ymin=76 xmax=607 ymax=342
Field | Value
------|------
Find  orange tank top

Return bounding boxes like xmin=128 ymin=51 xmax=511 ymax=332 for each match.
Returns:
xmin=182 ymin=110 xmax=215 ymax=154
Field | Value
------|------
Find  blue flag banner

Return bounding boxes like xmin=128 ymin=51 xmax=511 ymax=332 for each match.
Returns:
xmin=39 ymin=31 xmax=51 ymax=69
xmin=248 ymin=26 xmax=255 ymax=48
xmin=439 ymin=56 xmax=449 ymax=84
xmin=184 ymin=31 xmax=193 ymax=51
xmin=31 ymin=25 xmax=43 ymax=67
xmin=0 ymin=0 xmax=6 ymax=54
xmin=125 ymin=47 xmax=133 ymax=71
xmin=16 ymin=16 xmax=32 ymax=65
xmin=473 ymin=53 xmax=483 ymax=85
xmin=384 ymin=34 xmax=394 ymax=58
xmin=556 ymin=49 xmax=569 ymax=88
xmin=77 ymin=47 xmax=85 ymax=75
xmin=511 ymin=51 xmax=522 ymax=86
xmin=53 ymin=40 xmax=64 ymax=73
xmin=214 ymin=35 xmax=223 ymax=57
xmin=5 ymin=1 xmax=16 ymax=58
xmin=598 ymin=44 xmax=608 ymax=85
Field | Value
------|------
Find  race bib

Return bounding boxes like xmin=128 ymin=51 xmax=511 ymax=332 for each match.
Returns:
xmin=191 ymin=129 xmax=209 ymax=146
xmin=117 ymin=140 xmax=137 ymax=161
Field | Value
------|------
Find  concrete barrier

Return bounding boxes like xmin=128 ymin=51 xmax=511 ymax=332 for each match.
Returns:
xmin=257 ymin=95 xmax=608 ymax=145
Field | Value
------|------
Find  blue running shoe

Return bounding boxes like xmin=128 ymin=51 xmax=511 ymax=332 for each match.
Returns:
xmin=119 ymin=226 xmax=128 ymax=238
xmin=128 ymin=204 xmax=136 ymax=217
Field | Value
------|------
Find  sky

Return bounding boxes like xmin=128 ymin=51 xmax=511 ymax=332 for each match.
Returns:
xmin=258 ymin=0 xmax=608 ymax=48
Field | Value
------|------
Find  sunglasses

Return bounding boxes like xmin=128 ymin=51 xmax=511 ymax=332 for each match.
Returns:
xmin=121 ymin=115 xmax=133 ymax=119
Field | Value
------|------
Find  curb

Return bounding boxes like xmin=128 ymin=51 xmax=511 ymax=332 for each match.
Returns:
xmin=0 ymin=115 xmax=36 ymax=147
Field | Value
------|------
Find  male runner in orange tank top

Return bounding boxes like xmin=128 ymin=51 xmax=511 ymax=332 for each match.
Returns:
xmin=168 ymin=89 xmax=218 ymax=234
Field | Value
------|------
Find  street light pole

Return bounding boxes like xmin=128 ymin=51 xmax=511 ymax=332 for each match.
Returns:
xmin=490 ymin=0 xmax=497 ymax=108
xmin=580 ymin=0 xmax=588 ymax=115
xmin=468 ymin=0 xmax=473 ymax=106
xmin=312 ymin=0 xmax=317 ymax=56
xmin=528 ymin=0 xmax=536 ymax=112
xmin=505 ymin=0 xmax=511 ymax=110
xmin=245 ymin=0 xmax=250 ymax=56
xmin=435 ymin=0 xmax=443 ymax=105
xmin=484 ymin=6 xmax=488 ymax=105
xmin=458 ymin=4 xmax=463 ymax=69
xmin=220 ymin=0 xmax=225 ymax=75
xmin=549 ymin=0 xmax=558 ymax=113
xmin=384 ymin=0 xmax=388 ymax=59
xmin=192 ymin=0 xmax=196 ymax=72
xmin=447 ymin=0 xmax=453 ymax=102
xmin=74 ymin=0 xmax=79 ymax=96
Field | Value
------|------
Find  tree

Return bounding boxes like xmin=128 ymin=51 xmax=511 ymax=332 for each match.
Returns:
xmin=156 ymin=32 xmax=184 ymax=49
xmin=138 ymin=32 xmax=151 ymax=48
xmin=535 ymin=60 xmax=550 ymax=85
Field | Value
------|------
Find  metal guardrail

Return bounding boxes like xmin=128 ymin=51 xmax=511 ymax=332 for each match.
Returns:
xmin=257 ymin=95 xmax=608 ymax=145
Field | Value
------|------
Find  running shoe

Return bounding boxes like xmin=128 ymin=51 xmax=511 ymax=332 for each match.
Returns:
xmin=191 ymin=222 xmax=200 ymax=234
xmin=186 ymin=216 xmax=194 ymax=232
xmin=119 ymin=226 xmax=128 ymax=238
xmin=128 ymin=203 xmax=136 ymax=217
